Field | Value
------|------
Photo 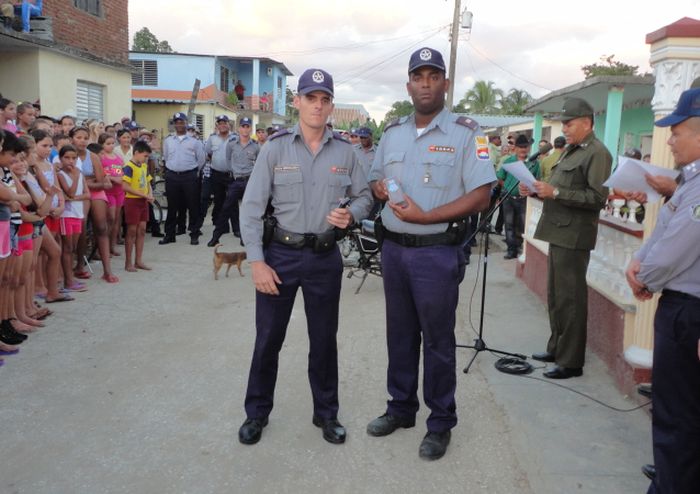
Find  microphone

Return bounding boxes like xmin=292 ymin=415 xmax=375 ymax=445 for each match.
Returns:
xmin=527 ymin=142 xmax=552 ymax=162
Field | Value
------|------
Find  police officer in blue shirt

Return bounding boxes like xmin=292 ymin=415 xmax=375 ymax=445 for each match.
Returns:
xmin=237 ymin=68 xmax=372 ymax=446
xmin=625 ymin=87 xmax=700 ymax=494
xmin=160 ymin=112 xmax=205 ymax=245
xmin=366 ymin=47 xmax=495 ymax=460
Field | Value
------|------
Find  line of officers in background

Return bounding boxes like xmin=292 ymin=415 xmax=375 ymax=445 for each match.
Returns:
xmin=157 ymin=112 xmax=376 ymax=247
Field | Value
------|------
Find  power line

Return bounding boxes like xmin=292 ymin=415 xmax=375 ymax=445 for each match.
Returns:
xmin=466 ymin=40 xmax=554 ymax=92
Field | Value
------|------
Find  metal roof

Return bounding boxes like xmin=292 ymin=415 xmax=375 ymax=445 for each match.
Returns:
xmin=455 ymin=114 xmax=533 ymax=128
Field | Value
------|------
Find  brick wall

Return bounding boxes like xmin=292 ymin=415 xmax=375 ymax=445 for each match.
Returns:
xmin=43 ymin=0 xmax=129 ymax=65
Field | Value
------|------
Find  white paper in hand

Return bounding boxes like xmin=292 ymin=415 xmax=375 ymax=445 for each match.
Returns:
xmin=502 ymin=160 xmax=538 ymax=191
xmin=603 ymin=157 xmax=680 ymax=203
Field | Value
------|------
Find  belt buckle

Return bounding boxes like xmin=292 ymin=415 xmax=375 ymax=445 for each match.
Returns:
xmin=403 ymin=234 xmax=416 ymax=247
xmin=303 ymin=233 xmax=316 ymax=248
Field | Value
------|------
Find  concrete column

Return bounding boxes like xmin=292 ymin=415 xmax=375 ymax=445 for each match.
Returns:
xmin=624 ymin=19 xmax=700 ymax=369
xmin=252 ymin=59 xmax=260 ymax=111
xmin=603 ymin=86 xmax=624 ymax=167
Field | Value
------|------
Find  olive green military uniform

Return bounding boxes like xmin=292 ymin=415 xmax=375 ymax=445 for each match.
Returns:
xmin=533 ymin=131 xmax=611 ymax=368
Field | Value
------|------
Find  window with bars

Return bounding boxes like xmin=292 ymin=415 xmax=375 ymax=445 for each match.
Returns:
xmin=73 ymin=0 xmax=102 ymax=17
xmin=76 ymin=80 xmax=104 ymax=122
xmin=130 ymin=60 xmax=158 ymax=86
xmin=193 ymin=114 xmax=204 ymax=135
xmin=220 ymin=67 xmax=230 ymax=93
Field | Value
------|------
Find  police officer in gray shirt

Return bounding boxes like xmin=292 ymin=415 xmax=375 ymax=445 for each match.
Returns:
xmin=159 ymin=112 xmax=206 ymax=245
xmin=202 ymin=114 xmax=236 ymax=230
xmin=237 ymin=68 xmax=372 ymax=446
xmin=365 ymin=47 xmax=495 ymax=461
xmin=625 ymin=87 xmax=700 ymax=494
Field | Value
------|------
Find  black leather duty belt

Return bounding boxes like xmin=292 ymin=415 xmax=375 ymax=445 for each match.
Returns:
xmin=662 ymin=289 xmax=700 ymax=302
xmin=382 ymin=227 xmax=460 ymax=248
xmin=272 ymin=227 xmax=337 ymax=253
xmin=232 ymin=175 xmax=250 ymax=182
xmin=166 ymin=168 xmax=197 ymax=175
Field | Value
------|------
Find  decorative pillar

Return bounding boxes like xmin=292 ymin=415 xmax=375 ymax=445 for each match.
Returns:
xmin=531 ymin=112 xmax=543 ymax=155
xmin=603 ymin=86 xmax=624 ymax=167
xmin=252 ymin=59 xmax=261 ymax=111
xmin=625 ymin=18 xmax=700 ymax=369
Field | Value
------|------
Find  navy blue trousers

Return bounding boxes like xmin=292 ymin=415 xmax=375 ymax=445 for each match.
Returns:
xmin=244 ymin=242 xmax=343 ymax=420
xmin=381 ymin=239 xmax=466 ymax=433
xmin=647 ymin=292 xmax=700 ymax=494
xmin=213 ymin=179 xmax=247 ymax=239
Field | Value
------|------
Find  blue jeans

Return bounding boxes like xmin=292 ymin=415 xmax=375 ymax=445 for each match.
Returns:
xmin=18 ymin=0 xmax=42 ymax=33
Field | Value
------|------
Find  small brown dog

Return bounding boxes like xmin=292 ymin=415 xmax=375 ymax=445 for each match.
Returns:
xmin=213 ymin=244 xmax=247 ymax=280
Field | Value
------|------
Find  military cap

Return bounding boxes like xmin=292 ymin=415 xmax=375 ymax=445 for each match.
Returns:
xmin=239 ymin=117 xmax=252 ymax=126
xmin=550 ymin=98 xmax=594 ymax=122
xmin=297 ymin=68 xmax=334 ymax=97
xmin=356 ymin=127 xmax=372 ymax=138
xmin=172 ymin=112 xmax=188 ymax=121
xmin=408 ymin=47 xmax=446 ymax=73
xmin=215 ymin=114 xmax=230 ymax=123
xmin=655 ymin=88 xmax=700 ymax=127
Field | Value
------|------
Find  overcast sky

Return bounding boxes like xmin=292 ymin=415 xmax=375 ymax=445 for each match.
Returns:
xmin=129 ymin=1 xmax=699 ymax=121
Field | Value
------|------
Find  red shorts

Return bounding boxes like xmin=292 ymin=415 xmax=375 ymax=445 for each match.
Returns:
xmin=60 ymin=217 xmax=83 ymax=236
xmin=106 ymin=189 xmax=125 ymax=208
xmin=45 ymin=216 xmax=60 ymax=234
xmin=123 ymin=197 xmax=148 ymax=225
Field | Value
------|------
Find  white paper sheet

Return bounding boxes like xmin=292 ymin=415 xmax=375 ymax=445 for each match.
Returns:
xmin=603 ymin=157 xmax=680 ymax=203
xmin=502 ymin=160 xmax=538 ymax=190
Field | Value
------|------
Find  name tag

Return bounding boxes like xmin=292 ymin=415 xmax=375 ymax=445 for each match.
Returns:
xmin=274 ymin=165 xmax=301 ymax=173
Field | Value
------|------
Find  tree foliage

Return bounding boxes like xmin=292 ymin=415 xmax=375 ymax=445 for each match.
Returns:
xmin=500 ymin=88 xmax=533 ymax=115
xmin=382 ymin=100 xmax=414 ymax=126
xmin=285 ymin=87 xmax=298 ymax=124
xmin=132 ymin=27 xmax=174 ymax=53
xmin=581 ymin=55 xmax=638 ymax=79
xmin=458 ymin=80 xmax=504 ymax=115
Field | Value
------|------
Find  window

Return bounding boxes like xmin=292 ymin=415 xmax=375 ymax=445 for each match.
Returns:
xmin=220 ymin=67 xmax=230 ymax=93
xmin=193 ymin=113 xmax=204 ymax=135
xmin=74 ymin=0 xmax=102 ymax=17
xmin=130 ymin=60 xmax=158 ymax=86
xmin=76 ymin=80 xmax=104 ymax=121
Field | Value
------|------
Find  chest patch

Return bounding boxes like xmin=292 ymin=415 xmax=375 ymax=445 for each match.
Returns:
xmin=331 ymin=166 xmax=349 ymax=175
xmin=475 ymin=136 xmax=490 ymax=160
xmin=428 ymin=145 xmax=455 ymax=153
xmin=691 ymin=204 xmax=700 ymax=221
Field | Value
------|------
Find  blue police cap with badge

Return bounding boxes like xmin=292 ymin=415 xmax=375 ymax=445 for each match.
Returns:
xmin=172 ymin=112 xmax=187 ymax=122
xmin=655 ymin=88 xmax=700 ymax=127
xmin=239 ymin=117 xmax=252 ymax=126
xmin=216 ymin=114 xmax=229 ymax=123
xmin=408 ymin=47 xmax=446 ymax=74
xmin=357 ymin=127 xmax=372 ymax=138
xmin=125 ymin=120 xmax=141 ymax=130
xmin=297 ymin=68 xmax=334 ymax=97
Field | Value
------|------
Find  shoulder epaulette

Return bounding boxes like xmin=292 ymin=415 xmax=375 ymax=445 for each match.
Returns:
xmin=456 ymin=116 xmax=479 ymax=130
xmin=269 ymin=129 xmax=292 ymax=141
xmin=383 ymin=117 xmax=404 ymax=132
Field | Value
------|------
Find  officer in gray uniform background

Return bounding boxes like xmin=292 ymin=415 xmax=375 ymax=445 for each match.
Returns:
xmin=207 ymin=117 xmax=259 ymax=246
xmin=202 ymin=114 xmax=236 ymax=232
xmin=366 ymin=47 xmax=495 ymax=460
xmin=237 ymin=68 xmax=372 ymax=446
xmin=625 ymin=87 xmax=700 ymax=494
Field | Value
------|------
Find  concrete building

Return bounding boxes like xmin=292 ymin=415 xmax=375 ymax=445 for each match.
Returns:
xmin=0 ymin=0 xmax=132 ymax=123
xmin=329 ymin=103 xmax=370 ymax=128
xmin=129 ymin=52 xmax=291 ymax=137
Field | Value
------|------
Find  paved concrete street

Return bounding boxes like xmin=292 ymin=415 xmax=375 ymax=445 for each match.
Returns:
xmin=1 ymin=225 xmax=652 ymax=494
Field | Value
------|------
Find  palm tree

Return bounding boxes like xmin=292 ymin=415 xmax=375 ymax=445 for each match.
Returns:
xmin=501 ymin=88 xmax=533 ymax=115
xmin=458 ymin=80 xmax=503 ymax=114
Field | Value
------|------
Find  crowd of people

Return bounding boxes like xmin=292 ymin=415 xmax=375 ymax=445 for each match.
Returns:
xmin=0 ymin=96 xmax=159 ymax=366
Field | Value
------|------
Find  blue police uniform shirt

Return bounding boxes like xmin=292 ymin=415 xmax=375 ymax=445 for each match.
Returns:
xmin=635 ymin=158 xmax=700 ymax=298
xmin=226 ymin=138 xmax=260 ymax=176
xmin=240 ymin=124 xmax=373 ymax=262
xmin=205 ymin=132 xmax=236 ymax=172
xmin=368 ymin=107 xmax=496 ymax=234
xmin=162 ymin=134 xmax=205 ymax=172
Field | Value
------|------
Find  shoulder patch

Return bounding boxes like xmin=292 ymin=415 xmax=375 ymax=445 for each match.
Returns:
xmin=383 ymin=118 xmax=404 ymax=133
xmin=268 ymin=129 xmax=292 ymax=141
xmin=691 ymin=204 xmax=700 ymax=222
xmin=456 ymin=116 xmax=479 ymax=130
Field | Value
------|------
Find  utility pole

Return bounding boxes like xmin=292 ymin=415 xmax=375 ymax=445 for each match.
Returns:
xmin=446 ymin=0 xmax=461 ymax=110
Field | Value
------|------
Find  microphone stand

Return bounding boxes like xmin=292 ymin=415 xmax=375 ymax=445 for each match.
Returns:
xmin=456 ymin=176 xmax=529 ymax=374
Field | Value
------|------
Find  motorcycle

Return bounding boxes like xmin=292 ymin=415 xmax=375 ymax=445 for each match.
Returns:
xmin=340 ymin=219 xmax=382 ymax=294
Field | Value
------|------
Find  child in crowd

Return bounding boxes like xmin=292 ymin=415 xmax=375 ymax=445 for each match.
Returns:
xmin=56 ymin=144 xmax=89 ymax=292
xmin=0 ymin=131 xmax=33 ymax=346
xmin=121 ymin=140 xmax=153 ymax=272
xmin=29 ymin=129 xmax=69 ymax=304
xmin=52 ymin=134 xmax=70 ymax=164
xmin=98 ymin=133 xmax=124 ymax=257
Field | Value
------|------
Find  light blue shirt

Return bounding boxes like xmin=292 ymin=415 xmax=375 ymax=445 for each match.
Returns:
xmin=368 ymin=107 xmax=496 ymax=234
xmin=162 ymin=134 xmax=205 ymax=172
xmin=205 ymin=132 xmax=236 ymax=172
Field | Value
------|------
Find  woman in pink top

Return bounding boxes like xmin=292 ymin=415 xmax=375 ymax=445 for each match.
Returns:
xmin=98 ymin=133 xmax=124 ymax=257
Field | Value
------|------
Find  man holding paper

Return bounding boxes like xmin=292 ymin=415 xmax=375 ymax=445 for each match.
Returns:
xmin=519 ymin=97 xmax=612 ymax=379
xmin=497 ymin=134 xmax=540 ymax=259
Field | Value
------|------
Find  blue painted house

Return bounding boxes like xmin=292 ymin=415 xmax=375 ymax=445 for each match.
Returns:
xmin=129 ymin=51 xmax=292 ymax=136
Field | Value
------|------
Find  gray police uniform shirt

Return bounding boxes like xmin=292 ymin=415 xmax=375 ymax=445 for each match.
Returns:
xmin=226 ymin=138 xmax=260 ymax=177
xmin=162 ymin=134 xmax=206 ymax=172
xmin=354 ymin=143 xmax=377 ymax=179
xmin=635 ymin=159 xmax=700 ymax=298
xmin=205 ymin=133 xmax=236 ymax=172
xmin=368 ymin=107 xmax=496 ymax=235
xmin=240 ymin=124 xmax=373 ymax=262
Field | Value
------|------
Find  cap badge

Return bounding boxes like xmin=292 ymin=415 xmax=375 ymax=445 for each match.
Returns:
xmin=312 ymin=71 xmax=325 ymax=83
xmin=420 ymin=49 xmax=432 ymax=61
